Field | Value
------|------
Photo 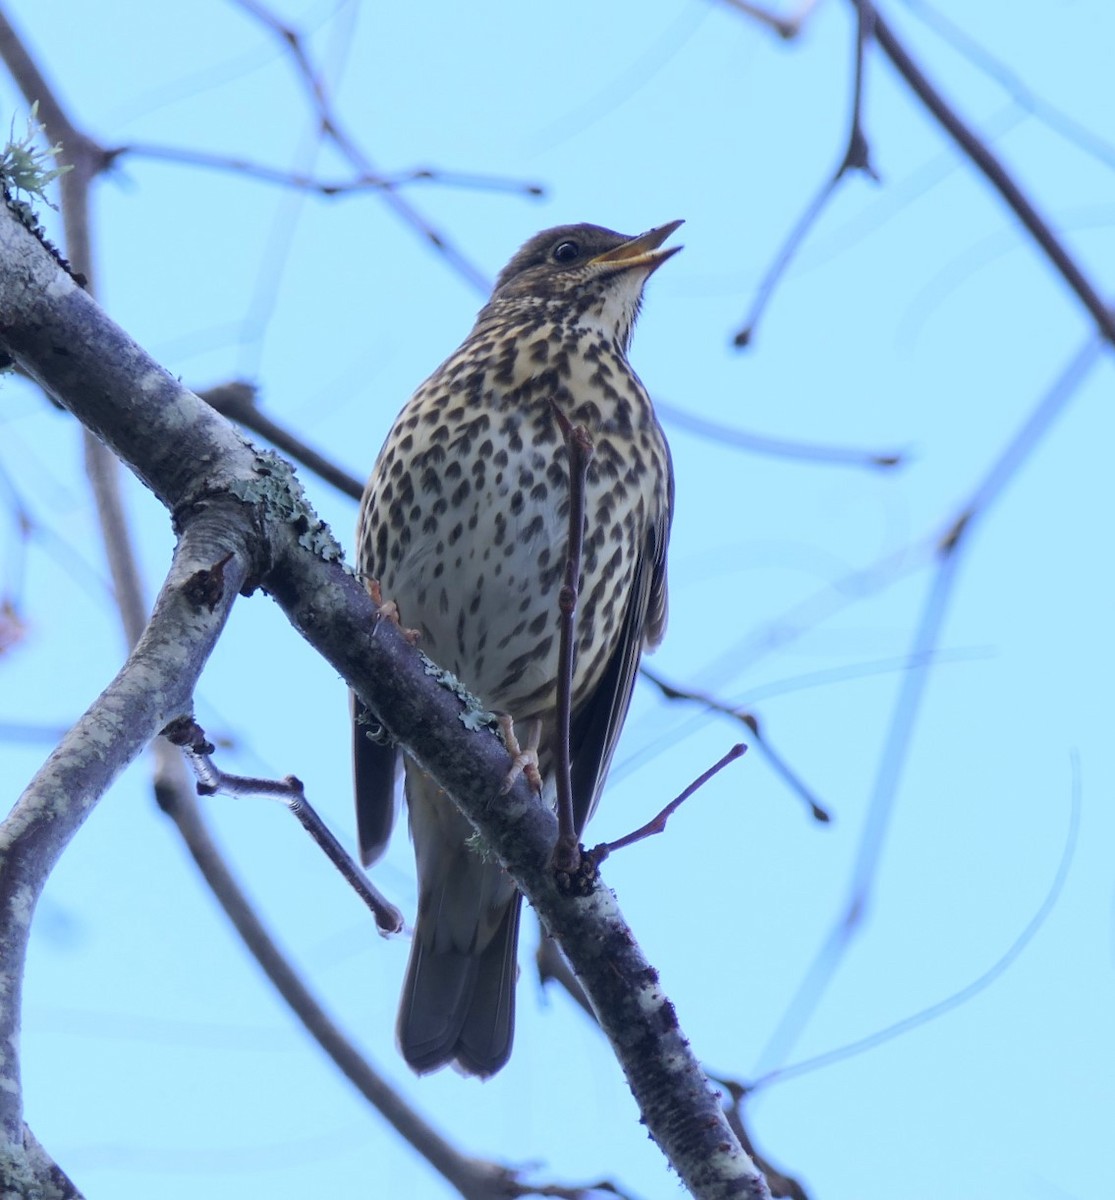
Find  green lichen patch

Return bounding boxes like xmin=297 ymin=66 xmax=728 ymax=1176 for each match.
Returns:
xmin=229 ymin=451 xmax=345 ymax=563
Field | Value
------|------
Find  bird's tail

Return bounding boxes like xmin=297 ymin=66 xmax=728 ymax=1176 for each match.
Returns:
xmin=399 ymin=768 xmax=521 ymax=1076
xmin=398 ymin=892 xmax=521 ymax=1076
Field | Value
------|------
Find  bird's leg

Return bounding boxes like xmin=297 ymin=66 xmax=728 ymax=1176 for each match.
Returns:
xmin=369 ymin=578 xmax=420 ymax=645
xmin=497 ymin=715 xmax=543 ymax=795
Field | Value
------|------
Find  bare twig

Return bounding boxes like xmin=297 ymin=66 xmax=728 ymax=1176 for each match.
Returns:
xmin=728 ymin=0 xmax=1115 ymax=350
xmin=898 ymin=0 xmax=1115 ymax=172
xmin=110 ymin=142 xmax=544 ymax=199
xmin=163 ymin=715 xmax=403 ymax=935
xmin=230 ymin=0 xmax=492 ymax=292
xmin=754 ymin=336 xmax=1101 ymax=1072
xmin=733 ymin=2 xmax=879 ymax=346
xmin=858 ymin=0 xmax=1115 ymax=346
xmin=549 ymin=402 xmax=594 ymax=872
xmin=714 ymin=0 xmax=823 ymax=40
xmin=154 ymin=758 xmax=531 ymax=1200
xmin=656 ymin=399 xmax=904 ymax=469
xmin=591 ymin=743 xmax=746 ymax=861
xmin=641 ymin=666 xmax=831 ymax=823
xmin=752 ymin=750 xmax=1080 ymax=1092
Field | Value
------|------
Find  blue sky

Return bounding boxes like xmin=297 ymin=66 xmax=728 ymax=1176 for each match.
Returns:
xmin=2 ymin=1 xmax=1113 ymax=1197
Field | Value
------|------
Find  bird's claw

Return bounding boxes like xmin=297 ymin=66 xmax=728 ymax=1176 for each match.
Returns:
xmin=370 ymin=579 xmax=420 ymax=644
xmin=498 ymin=715 xmax=543 ymax=795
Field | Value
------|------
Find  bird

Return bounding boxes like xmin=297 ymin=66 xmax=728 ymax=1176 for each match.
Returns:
xmin=354 ymin=220 xmax=680 ymax=1077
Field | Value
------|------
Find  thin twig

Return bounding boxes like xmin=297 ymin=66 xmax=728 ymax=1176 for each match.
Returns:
xmin=591 ymin=743 xmax=746 ymax=862
xmin=656 ymin=399 xmax=904 ymax=469
xmin=733 ymin=2 xmax=879 ymax=346
xmin=859 ymin=0 xmax=1115 ymax=345
xmin=899 ymin=0 xmax=1115 ymax=172
xmin=110 ymin=142 xmax=545 ymax=199
xmin=548 ymin=402 xmax=594 ymax=871
xmin=163 ymin=715 xmax=403 ymax=935
xmin=714 ymin=0 xmax=823 ymax=40
xmin=231 ymin=0 xmax=492 ymax=293
xmin=153 ymin=752 xmax=525 ymax=1200
xmin=753 ymin=337 xmax=1101 ymax=1073
xmin=751 ymin=749 xmax=1081 ymax=1092
xmin=641 ymin=666 xmax=831 ymax=823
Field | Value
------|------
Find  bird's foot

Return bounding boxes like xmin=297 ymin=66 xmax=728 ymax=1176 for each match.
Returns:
xmin=369 ymin=579 xmax=420 ymax=645
xmin=498 ymin=715 xmax=543 ymax=795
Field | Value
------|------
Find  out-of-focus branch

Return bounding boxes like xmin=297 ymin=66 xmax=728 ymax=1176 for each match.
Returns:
xmin=111 ymin=142 xmax=545 ymax=199
xmin=753 ymin=751 xmax=1080 ymax=1092
xmin=656 ymin=398 xmax=904 ymax=469
xmin=641 ymin=666 xmax=831 ymax=823
xmin=754 ymin=335 xmax=1102 ymax=1072
xmin=724 ymin=0 xmax=1115 ymax=348
xmin=733 ymin=2 xmax=879 ymax=346
xmin=231 ymin=0 xmax=493 ymax=293
xmin=858 ymin=0 xmax=1115 ymax=346
xmin=899 ymin=0 xmax=1115 ymax=172
xmin=714 ymin=0 xmax=822 ymax=40
xmin=0 ymin=2 xmax=147 ymax=657
xmin=199 ymin=381 xmax=364 ymax=501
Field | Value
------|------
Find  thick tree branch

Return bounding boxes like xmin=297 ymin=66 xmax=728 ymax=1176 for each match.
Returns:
xmin=0 ymin=505 xmax=249 ymax=1148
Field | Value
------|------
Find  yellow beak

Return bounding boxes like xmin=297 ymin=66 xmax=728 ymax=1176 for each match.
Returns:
xmin=590 ymin=219 xmax=684 ymax=272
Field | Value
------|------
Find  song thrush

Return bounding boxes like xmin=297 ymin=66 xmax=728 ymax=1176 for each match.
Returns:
xmin=354 ymin=220 xmax=680 ymax=1076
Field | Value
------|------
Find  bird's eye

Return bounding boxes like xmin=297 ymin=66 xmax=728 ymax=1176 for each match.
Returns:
xmin=552 ymin=241 xmax=580 ymax=264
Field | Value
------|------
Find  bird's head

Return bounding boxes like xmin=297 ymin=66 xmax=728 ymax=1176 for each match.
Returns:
xmin=481 ymin=220 xmax=683 ymax=352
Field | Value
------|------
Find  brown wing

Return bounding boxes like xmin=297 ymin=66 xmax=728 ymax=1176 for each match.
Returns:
xmin=352 ymin=694 xmax=400 ymax=866
xmin=569 ymin=460 xmax=672 ymax=833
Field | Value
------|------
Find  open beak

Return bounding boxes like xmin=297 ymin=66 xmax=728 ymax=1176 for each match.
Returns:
xmin=590 ymin=219 xmax=684 ymax=274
